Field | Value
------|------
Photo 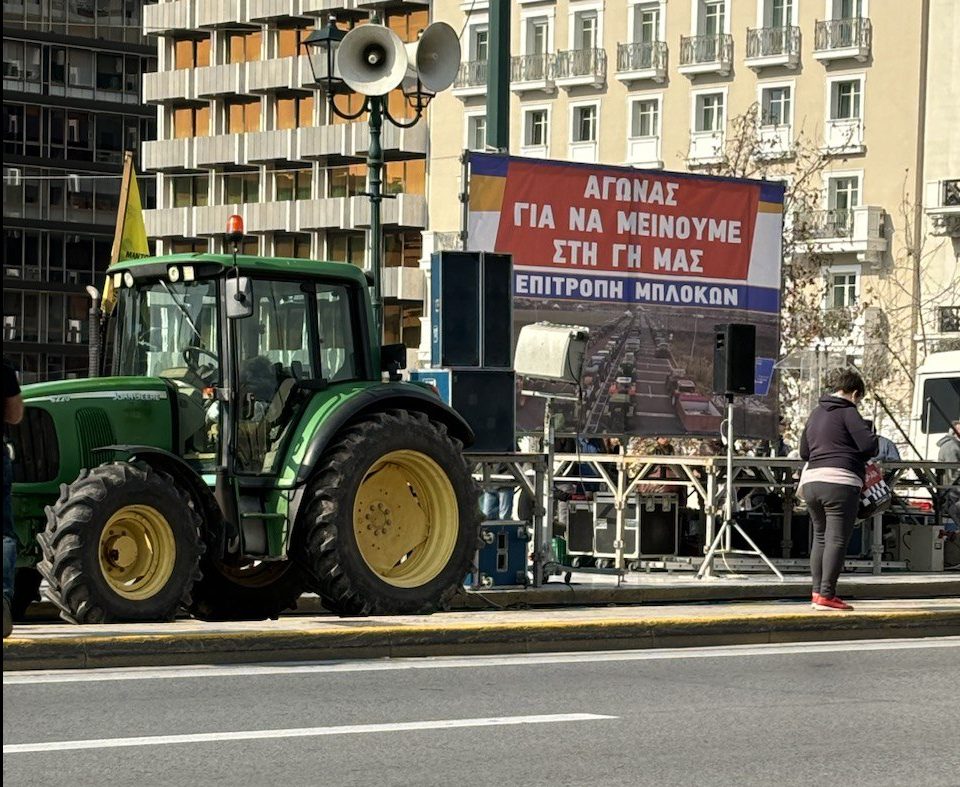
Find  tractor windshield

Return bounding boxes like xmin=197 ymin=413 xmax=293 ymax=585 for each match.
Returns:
xmin=116 ymin=279 xmax=220 ymax=385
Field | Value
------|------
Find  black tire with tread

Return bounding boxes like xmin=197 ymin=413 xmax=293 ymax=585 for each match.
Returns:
xmin=295 ymin=410 xmax=481 ymax=616
xmin=37 ymin=462 xmax=203 ymax=624
xmin=188 ymin=558 xmax=305 ymax=621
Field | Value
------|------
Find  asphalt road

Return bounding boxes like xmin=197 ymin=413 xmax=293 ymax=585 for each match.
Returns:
xmin=4 ymin=638 xmax=959 ymax=787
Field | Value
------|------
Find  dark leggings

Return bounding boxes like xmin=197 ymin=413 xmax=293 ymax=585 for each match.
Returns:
xmin=801 ymin=481 xmax=860 ymax=598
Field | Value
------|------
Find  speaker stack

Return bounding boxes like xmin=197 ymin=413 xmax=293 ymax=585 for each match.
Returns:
xmin=413 ymin=251 xmax=515 ymax=453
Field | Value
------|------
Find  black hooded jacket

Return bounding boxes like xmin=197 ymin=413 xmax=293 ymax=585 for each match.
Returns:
xmin=799 ymin=395 xmax=879 ymax=480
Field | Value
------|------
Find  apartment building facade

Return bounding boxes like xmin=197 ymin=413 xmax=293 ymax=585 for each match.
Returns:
xmin=140 ymin=0 xmax=431 ymax=349
xmin=2 ymin=0 xmax=157 ymax=383
xmin=426 ymin=0 xmax=946 ymax=385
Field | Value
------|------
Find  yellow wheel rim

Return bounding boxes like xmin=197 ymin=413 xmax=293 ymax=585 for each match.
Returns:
xmin=98 ymin=505 xmax=177 ymax=601
xmin=353 ymin=450 xmax=459 ymax=588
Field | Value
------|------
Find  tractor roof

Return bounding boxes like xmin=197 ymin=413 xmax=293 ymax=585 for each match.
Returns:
xmin=113 ymin=253 xmax=370 ymax=286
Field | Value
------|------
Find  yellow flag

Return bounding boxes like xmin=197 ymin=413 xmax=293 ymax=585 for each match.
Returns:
xmin=103 ymin=151 xmax=150 ymax=312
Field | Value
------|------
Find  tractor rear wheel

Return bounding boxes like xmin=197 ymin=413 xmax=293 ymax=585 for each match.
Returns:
xmin=296 ymin=410 xmax=481 ymax=616
xmin=37 ymin=463 xmax=203 ymax=624
xmin=188 ymin=558 xmax=306 ymax=621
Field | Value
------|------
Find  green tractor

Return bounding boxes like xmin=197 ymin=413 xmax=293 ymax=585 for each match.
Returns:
xmin=9 ymin=252 xmax=481 ymax=623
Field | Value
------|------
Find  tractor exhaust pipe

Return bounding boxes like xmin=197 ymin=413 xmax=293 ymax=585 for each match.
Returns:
xmin=85 ymin=285 xmax=101 ymax=378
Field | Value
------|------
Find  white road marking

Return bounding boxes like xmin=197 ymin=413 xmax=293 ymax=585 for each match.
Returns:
xmin=2 ymin=713 xmax=616 ymax=755
xmin=5 ymin=637 xmax=957 ymax=686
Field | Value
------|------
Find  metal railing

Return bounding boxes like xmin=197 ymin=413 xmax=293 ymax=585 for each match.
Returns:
xmin=746 ymin=25 xmax=800 ymax=58
xmin=942 ymin=178 xmax=960 ymax=207
xmin=454 ymin=59 xmax=488 ymax=89
xmin=616 ymin=41 xmax=667 ymax=72
xmin=511 ymin=53 xmax=555 ymax=83
xmin=554 ymin=47 xmax=607 ymax=81
xmin=814 ymin=17 xmax=872 ymax=51
xmin=796 ymin=208 xmax=853 ymax=239
xmin=679 ymin=33 xmax=733 ymax=66
xmin=938 ymin=306 xmax=960 ymax=333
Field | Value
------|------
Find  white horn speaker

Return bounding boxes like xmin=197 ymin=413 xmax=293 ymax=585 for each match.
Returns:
xmin=405 ymin=21 xmax=461 ymax=93
xmin=338 ymin=24 xmax=408 ymax=96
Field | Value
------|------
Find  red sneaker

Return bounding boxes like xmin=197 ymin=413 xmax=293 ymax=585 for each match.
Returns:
xmin=811 ymin=593 xmax=821 ymax=609
xmin=813 ymin=595 xmax=853 ymax=611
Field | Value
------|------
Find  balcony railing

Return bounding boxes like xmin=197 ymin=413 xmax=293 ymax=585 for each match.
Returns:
xmin=616 ymin=41 xmax=667 ymax=75
xmin=454 ymin=60 xmax=488 ymax=89
xmin=511 ymin=53 xmax=555 ymax=83
xmin=798 ymin=208 xmax=854 ymax=239
xmin=939 ymin=306 xmax=960 ymax=334
xmin=925 ymin=178 xmax=960 ymax=236
xmin=554 ymin=47 xmax=606 ymax=85
xmin=679 ymin=34 xmax=733 ymax=74
xmin=814 ymin=17 xmax=872 ymax=58
xmin=746 ymin=26 xmax=800 ymax=64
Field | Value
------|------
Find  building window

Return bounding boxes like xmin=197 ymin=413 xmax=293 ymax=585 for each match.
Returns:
xmin=327 ymin=230 xmax=365 ymax=267
xmin=172 ymin=174 xmax=209 ymax=208
xmin=224 ymin=172 xmax=259 ymax=204
xmin=695 ymin=92 xmax=724 ymax=132
xmin=466 ymin=114 xmax=486 ymax=151
xmin=835 ymin=0 xmax=864 ymax=19
xmin=384 ymin=230 xmax=422 ymax=269
xmin=524 ymin=109 xmax=548 ymax=146
xmin=829 ymin=271 xmax=858 ymax=309
xmin=174 ymin=36 xmax=211 ymax=69
xmin=68 ymin=49 xmax=95 ymax=88
xmin=470 ymin=26 xmax=488 ymax=61
xmin=170 ymin=239 xmax=209 ymax=254
xmin=228 ymin=31 xmax=261 ymax=64
xmin=385 ymin=159 xmax=425 ymax=196
xmin=701 ymin=1 xmax=726 ymax=35
xmin=172 ymin=105 xmax=209 ymax=138
xmin=938 ymin=306 xmax=960 ymax=333
xmin=573 ymin=10 xmax=598 ymax=50
xmin=95 ymin=53 xmax=123 ymax=91
xmin=631 ymin=98 xmax=659 ymax=138
xmin=831 ymin=79 xmax=862 ymax=120
xmin=277 ymin=26 xmax=313 ymax=58
xmin=275 ymin=95 xmax=314 ymax=129
xmin=328 ymin=165 xmax=366 ymax=198
xmin=273 ymin=233 xmax=311 ymax=259
xmin=226 ymin=98 xmax=261 ymax=134
xmin=769 ymin=0 xmax=794 ymax=27
xmin=572 ymin=104 xmax=598 ymax=143
xmin=275 ymin=169 xmax=311 ymax=201
xmin=827 ymin=175 xmax=860 ymax=210
xmin=760 ymin=85 xmax=791 ymax=126
xmin=526 ymin=18 xmax=549 ymax=55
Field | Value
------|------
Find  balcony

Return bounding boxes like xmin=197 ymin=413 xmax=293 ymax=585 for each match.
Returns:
xmin=687 ymin=131 xmax=724 ymax=166
xmin=350 ymin=194 xmax=427 ymax=229
xmin=615 ymin=41 xmax=667 ymax=84
xmin=569 ymin=140 xmax=597 ymax=163
xmin=144 ymin=206 xmax=195 ymax=238
xmin=143 ymin=69 xmax=194 ymax=103
xmin=247 ymin=57 xmax=299 ymax=93
xmin=756 ymin=124 xmax=792 ymax=160
xmin=823 ymin=117 xmax=865 ymax=155
xmin=248 ymin=0 xmax=310 ymax=22
xmin=678 ymin=34 xmax=733 ymax=76
xmin=745 ymin=26 xmax=800 ymax=70
xmin=246 ymin=129 xmax=299 ymax=163
xmin=298 ymin=124 xmax=352 ymax=161
xmin=300 ymin=1 xmax=365 ymax=19
xmin=245 ymin=201 xmax=294 ymax=233
xmin=142 ymin=138 xmax=196 ymax=172
xmin=625 ymin=136 xmax=662 ymax=169
xmin=795 ymin=206 xmax=887 ymax=266
xmin=297 ymin=197 xmax=348 ymax=230
xmin=924 ymin=178 xmax=960 ymax=236
xmin=143 ymin=0 xmax=194 ymax=35
xmin=510 ymin=53 xmax=555 ymax=94
xmin=383 ymin=266 xmax=425 ymax=302
xmin=196 ymin=0 xmax=245 ymax=28
xmin=196 ymin=63 xmax=245 ymax=97
xmin=195 ymin=133 xmax=245 ymax=167
xmin=352 ymin=122 xmax=428 ymax=159
xmin=452 ymin=60 xmax=488 ymax=98
xmin=814 ymin=18 xmax=872 ymax=62
xmin=196 ymin=204 xmax=244 ymax=236
xmin=553 ymin=48 xmax=606 ymax=89
xmin=938 ymin=306 xmax=960 ymax=334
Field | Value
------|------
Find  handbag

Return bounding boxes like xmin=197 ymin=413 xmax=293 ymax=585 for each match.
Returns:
xmin=858 ymin=460 xmax=892 ymax=520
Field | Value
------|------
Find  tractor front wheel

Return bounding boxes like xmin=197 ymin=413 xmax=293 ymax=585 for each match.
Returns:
xmin=296 ymin=410 xmax=481 ymax=616
xmin=37 ymin=463 xmax=203 ymax=624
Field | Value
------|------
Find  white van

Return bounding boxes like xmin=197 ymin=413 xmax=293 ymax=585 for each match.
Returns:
xmin=909 ymin=350 xmax=960 ymax=460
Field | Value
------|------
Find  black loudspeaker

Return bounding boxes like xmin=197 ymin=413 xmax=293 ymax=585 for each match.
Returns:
xmin=481 ymin=252 xmax=513 ymax=368
xmin=431 ymin=252 xmax=481 ymax=366
xmin=713 ymin=323 xmax=756 ymax=395
xmin=450 ymin=369 xmax=516 ymax=453
xmin=567 ymin=505 xmax=595 ymax=555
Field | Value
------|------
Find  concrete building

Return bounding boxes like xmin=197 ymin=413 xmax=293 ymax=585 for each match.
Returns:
xmin=140 ymin=0 xmax=431 ymax=350
xmin=2 ymin=1 xmax=157 ymax=383
xmin=425 ymin=0 xmax=953 ymax=400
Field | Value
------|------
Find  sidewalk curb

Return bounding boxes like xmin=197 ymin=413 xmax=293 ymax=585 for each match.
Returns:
xmin=4 ymin=610 xmax=958 ymax=672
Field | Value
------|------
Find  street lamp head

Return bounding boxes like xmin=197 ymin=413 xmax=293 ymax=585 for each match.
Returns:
xmin=304 ymin=15 xmax=347 ymax=95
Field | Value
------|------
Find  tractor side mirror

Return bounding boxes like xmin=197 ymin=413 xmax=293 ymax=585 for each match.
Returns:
xmin=380 ymin=343 xmax=406 ymax=382
xmin=225 ymin=275 xmax=253 ymax=319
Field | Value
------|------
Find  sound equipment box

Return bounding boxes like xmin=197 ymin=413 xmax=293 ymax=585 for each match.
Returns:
xmin=713 ymin=323 xmax=756 ymax=395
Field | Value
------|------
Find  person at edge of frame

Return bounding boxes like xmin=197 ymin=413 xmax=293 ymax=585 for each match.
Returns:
xmin=937 ymin=419 xmax=960 ymax=529
xmin=3 ymin=356 xmax=25 ymax=639
xmin=797 ymin=368 xmax=878 ymax=612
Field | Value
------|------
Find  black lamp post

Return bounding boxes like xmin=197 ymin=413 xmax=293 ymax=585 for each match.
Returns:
xmin=304 ymin=15 xmax=437 ymax=339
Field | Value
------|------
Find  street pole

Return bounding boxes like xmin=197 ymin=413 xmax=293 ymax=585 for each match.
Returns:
xmin=367 ymin=94 xmax=384 ymax=341
xmin=487 ymin=0 xmax=510 ymax=151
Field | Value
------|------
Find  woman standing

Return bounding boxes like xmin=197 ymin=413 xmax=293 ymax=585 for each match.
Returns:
xmin=798 ymin=369 xmax=878 ymax=611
